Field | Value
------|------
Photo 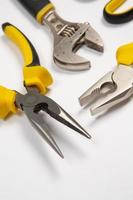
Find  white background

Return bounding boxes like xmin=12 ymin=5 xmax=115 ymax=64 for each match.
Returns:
xmin=0 ymin=0 xmax=133 ymax=199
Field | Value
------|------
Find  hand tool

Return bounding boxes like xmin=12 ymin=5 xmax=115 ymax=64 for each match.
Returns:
xmin=104 ymin=0 xmax=133 ymax=24
xmin=79 ymin=42 xmax=133 ymax=115
xmin=0 ymin=23 xmax=91 ymax=158
xmin=17 ymin=0 xmax=104 ymax=71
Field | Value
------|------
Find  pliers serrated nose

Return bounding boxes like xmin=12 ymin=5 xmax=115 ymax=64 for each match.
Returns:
xmin=0 ymin=23 xmax=91 ymax=158
xmin=17 ymin=0 xmax=104 ymax=71
xmin=79 ymin=42 xmax=133 ymax=115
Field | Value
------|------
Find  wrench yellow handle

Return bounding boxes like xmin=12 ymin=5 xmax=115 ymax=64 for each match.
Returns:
xmin=2 ymin=23 xmax=53 ymax=94
xmin=116 ymin=43 xmax=133 ymax=66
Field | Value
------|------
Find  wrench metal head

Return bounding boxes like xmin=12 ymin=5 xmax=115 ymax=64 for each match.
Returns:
xmin=44 ymin=11 xmax=104 ymax=71
xmin=54 ymin=24 xmax=104 ymax=71
xmin=79 ymin=65 xmax=133 ymax=115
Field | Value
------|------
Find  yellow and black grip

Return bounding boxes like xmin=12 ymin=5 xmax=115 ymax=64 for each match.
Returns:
xmin=0 ymin=23 xmax=53 ymax=119
xmin=104 ymin=0 xmax=133 ymax=24
xmin=17 ymin=0 xmax=55 ymax=24
xmin=2 ymin=23 xmax=53 ymax=94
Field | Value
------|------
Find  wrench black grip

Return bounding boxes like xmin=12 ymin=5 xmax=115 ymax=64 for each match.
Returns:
xmin=17 ymin=0 xmax=54 ymax=23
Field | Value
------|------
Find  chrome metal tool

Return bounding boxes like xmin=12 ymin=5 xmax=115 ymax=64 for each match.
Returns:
xmin=17 ymin=0 xmax=104 ymax=71
xmin=79 ymin=43 xmax=133 ymax=115
xmin=1 ymin=23 xmax=91 ymax=158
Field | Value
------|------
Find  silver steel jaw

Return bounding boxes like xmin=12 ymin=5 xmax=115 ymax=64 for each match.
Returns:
xmin=44 ymin=10 xmax=104 ymax=71
xmin=79 ymin=65 xmax=133 ymax=115
xmin=16 ymin=87 xmax=91 ymax=158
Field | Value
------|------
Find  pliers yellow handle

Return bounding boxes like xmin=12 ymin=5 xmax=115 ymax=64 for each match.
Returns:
xmin=104 ymin=0 xmax=133 ymax=24
xmin=0 ymin=23 xmax=91 ymax=158
xmin=116 ymin=42 xmax=133 ymax=66
xmin=0 ymin=23 xmax=53 ymax=119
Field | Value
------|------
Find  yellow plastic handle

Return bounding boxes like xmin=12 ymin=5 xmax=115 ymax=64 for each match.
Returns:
xmin=23 ymin=66 xmax=53 ymax=94
xmin=2 ymin=22 xmax=41 ymax=68
xmin=116 ymin=42 xmax=133 ymax=66
xmin=2 ymin=23 xmax=53 ymax=94
xmin=105 ymin=0 xmax=131 ymax=15
xmin=36 ymin=3 xmax=55 ymax=24
xmin=0 ymin=86 xmax=17 ymax=119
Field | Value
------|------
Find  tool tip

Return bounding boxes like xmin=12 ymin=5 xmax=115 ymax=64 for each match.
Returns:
xmin=52 ymin=143 xmax=64 ymax=159
xmin=58 ymin=151 xmax=64 ymax=159
xmin=76 ymin=125 xmax=92 ymax=139
xmin=98 ymin=45 xmax=104 ymax=53
xmin=2 ymin=22 xmax=12 ymax=31
xmin=82 ymin=131 xmax=92 ymax=139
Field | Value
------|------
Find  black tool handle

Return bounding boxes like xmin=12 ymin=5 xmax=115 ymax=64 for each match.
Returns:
xmin=17 ymin=0 xmax=54 ymax=23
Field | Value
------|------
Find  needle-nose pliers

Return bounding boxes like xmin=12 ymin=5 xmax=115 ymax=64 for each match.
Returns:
xmin=0 ymin=23 xmax=91 ymax=158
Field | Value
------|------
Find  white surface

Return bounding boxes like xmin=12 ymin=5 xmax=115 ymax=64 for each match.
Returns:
xmin=0 ymin=0 xmax=133 ymax=199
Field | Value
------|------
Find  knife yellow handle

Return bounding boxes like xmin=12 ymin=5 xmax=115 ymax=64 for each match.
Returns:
xmin=116 ymin=43 xmax=133 ymax=66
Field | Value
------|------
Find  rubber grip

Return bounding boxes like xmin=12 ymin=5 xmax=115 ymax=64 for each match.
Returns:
xmin=0 ymin=86 xmax=17 ymax=119
xmin=2 ymin=22 xmax=40 ymax=67
xmin=104 ymin=0 xmax=133 ymax=24
xmin=17 ymin=0 xmax=55 ymax=23
xmin=116 ymin=43 xmax=133 ymax=66
xmin=2 ymin=22 xmax=53 ymax=94
xmin=23 ymin=66 xmax=53 ymax=94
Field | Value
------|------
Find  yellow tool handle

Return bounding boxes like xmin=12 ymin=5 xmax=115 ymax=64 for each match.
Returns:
xmin=17 ymin=0 xmax=55 ymax=24
xmin=116 ymin=43 xmax=133 ymax=66
xmin=0 ymin=86 xmax=17 ymax=119
xmin=2 ymin=23 xmax=53 ymax=94
xmin=105 ymin=0 xmax=129 ymax=14
xmin=2 ymin=23 xmax=40 ymax=68
xmin=104 ymin=0 xmax=133 ymax=24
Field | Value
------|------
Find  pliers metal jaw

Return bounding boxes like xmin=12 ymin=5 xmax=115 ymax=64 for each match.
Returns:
xmin=79 ymin=43 xmax=133 ymax=115
xmin=44 ymin=11 xmax=104 ymax=71
xmin=0 ymin=23 xmax=91 ymax=158
xmin=16 ymin=87 xmax=91 ymax=158
xmin=17 ymin=0 xmax=104 ymax=71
